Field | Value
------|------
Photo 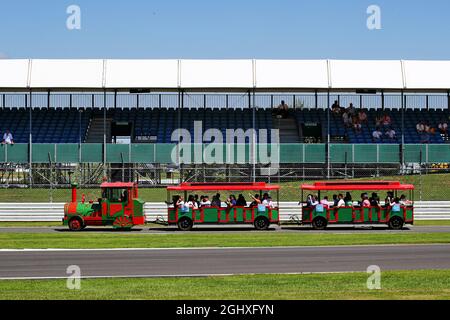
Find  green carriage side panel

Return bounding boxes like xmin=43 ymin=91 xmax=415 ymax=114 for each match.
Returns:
xmin=270 ymin=208 xmax=279 ymax=221
xmin=305 ymin=144 xmax=326 ymax=163
xmin=6 ymin=143 xmax=28 ymax=163
xmin=335 ymin=207 xmax=353 ymax=223
xmin=0 ymin=144 xmax=5 ymax=163
xmin=168 ymin=207 xmax=176 ymax=222
xmin=405 ymin=207 xmax=414 ymax=222
xmin=155 ymin=144 xmax=176 ymax=164
xmin=81 ymin=144 xmax=103 ymax=163
xmin=378 ymin=144 xmax=400 ymax=163
xmin=57 ymin=144 xmax=79 ymax=163
xmin=428 ymin=144 xmax=450 ymax=163
xmin=106 ymin=144 xmax=130 ymax=163
xmin=234 ymin=207 xmax=245 ymax=223
xmin=133 ymin=199 xmax=145 ymax=218
xmin=404 ymin=144 xmax=427 ymax=163
xmin=279 ymin=144 xmax=303 ymax=164
xmin=330 ymin=144 xmax=353 ymax=164
xmin=130 ymin=144 xmax=155 ymax=163
xmin=201 ymin=207 xmax=220 ymax=223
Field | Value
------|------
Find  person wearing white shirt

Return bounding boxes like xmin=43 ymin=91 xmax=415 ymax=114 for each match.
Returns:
xmin=372 ymin=128 xmax=382 ymax=142
xmin=2 ymin=130 xmax=14 ymax=145
xmin=336 ymin=194 xmax=345 ymax=207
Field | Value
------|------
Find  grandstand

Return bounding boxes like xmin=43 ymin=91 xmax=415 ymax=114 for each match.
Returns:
xmin=0 ymin=59 xmax=449 ymax=186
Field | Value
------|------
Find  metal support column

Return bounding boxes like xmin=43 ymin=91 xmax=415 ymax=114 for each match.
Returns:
xmin=326 ymin=90 xmax=331 ymax=179
xmin=103 ymin=90 xmax=107 ymax=178
xmin=29 ymin=90 xmax=33 ymax=188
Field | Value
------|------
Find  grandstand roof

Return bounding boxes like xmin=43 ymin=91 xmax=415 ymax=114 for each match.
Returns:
xmin=1 ymin=59 xmax=450 ymax=91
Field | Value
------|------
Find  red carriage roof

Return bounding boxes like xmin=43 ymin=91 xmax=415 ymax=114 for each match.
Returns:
xmin=301 ymin=181 xmax=414 ymax=191
xmin=100 ymin=182 xmax=136 ymax=188
xmin=167 ymin=182 xmax=280 ymax=191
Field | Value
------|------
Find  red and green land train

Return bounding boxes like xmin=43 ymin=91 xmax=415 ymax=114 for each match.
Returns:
xmin=63 ymin=182 xmax=145 ymax=230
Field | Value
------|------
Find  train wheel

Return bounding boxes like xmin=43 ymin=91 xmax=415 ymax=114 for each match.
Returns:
xmin=68 ymin=217 xmax=83 ymax=231
xmin=113 ymin=216 xmax=133 ymax=230
xmin=388 ymin=216 xmax=404 ymax=230
xmin=254 ymin=217 xmax=270 ymax=230
xmin=177 ymin=217 xmax=193 ymax=231
xmin=312 ymin=217 xmax=328 ymax=230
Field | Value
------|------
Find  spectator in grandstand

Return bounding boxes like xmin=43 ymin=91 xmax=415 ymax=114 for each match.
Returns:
xmin=342 ymin=111 xmax=352 ymax=128
xmin=420 ymin=131 xmax=431 ymax=144
xmin=332 ymin=100 xmax=342 ymax=115
xmin=275 ymin=100 xmax=289 ymax=119
xmin=1 ymin=129 xmax=14 ymax=145
xmin=236 ymin=194 xmax=247 ymax=206
xmin=346 ymin=103 xmax=356 ymax=117
xmin=372 ymin=127 xmax=383 ymax=142
xmin=353 ymin=117 xmax=362 ymax=133
xmin=438 ymin=121 xmax=448 ymax=134
xmin=358 ymin=109 xmax=368 ymax=124
xmin=416 ymin=121 xmax=425 ymax=133
xmin=385 ymin=128 xmax=397 ymax=141
xmin=375 ymin=115 xmax=383 ymax=128
xmin=381 ymin=113 xmax=392 ymax=127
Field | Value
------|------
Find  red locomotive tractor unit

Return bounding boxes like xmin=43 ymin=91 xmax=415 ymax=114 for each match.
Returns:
xmin=63 ymin=182 xmax=146 ymax=231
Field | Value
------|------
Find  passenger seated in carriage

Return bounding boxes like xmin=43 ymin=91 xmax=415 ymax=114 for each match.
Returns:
xmin=236 ymin=194 xmax=247 ymax=206
xmin=360 ymin=193 xmax=371 ymax=207
xmin=226 ymin=195 xmax=237 ymax=208
xmin=249 ymin=194 xmax=261 ymax=208
xmin=399 ymin=194 xmax=412 ymax=206
xmin=369 ymin=192 xmax=381 ymax=207
xmin=336 ymin=194 xmax=345 ymax=207
xmin=320 ymin=196 xmax=330 ymax=209
xmin=199 ymin=195 xmax=211 ymax=207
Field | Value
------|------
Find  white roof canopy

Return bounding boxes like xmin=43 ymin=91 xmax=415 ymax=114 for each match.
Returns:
xmin=0 ymin=59 xmax=449 ymax=91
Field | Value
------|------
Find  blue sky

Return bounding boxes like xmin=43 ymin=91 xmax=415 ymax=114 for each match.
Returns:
xmin=0 ymin=0 xmax=449 ymax=59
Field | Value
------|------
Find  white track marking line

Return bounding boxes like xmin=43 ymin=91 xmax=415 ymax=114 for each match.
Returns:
xmin=0 ymin=243 xmax=449 ymax=252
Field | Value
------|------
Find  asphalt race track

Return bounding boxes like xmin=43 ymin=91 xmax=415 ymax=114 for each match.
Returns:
xmin=1 ymin=244 xmax=450 ymax=279
xmin=1 ymin=225 xmax=450 ymax=234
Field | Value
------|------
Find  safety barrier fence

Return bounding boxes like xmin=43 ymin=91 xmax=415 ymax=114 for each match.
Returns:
xmin=1 ymin=143 xmax=450 ymax=164
xmin=0 ymin=202 xmax=449 ymax=222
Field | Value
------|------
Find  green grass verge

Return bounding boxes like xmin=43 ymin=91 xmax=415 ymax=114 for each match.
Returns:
xmin=1 ymin=270 xmax=449 ymax=300
xmin=1 ymin=232 xmax=450 ymax=249
xmin=0 ymin=173 xmax=449 ymax=202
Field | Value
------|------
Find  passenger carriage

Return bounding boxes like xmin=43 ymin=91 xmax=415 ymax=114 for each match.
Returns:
xmin=166 ymin=182 xmax=280 ymax=231
xmin=300 ymin=181 xmax=414 ymax=230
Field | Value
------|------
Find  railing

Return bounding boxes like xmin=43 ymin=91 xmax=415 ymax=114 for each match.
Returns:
xmin=1 ymin=202 xmax=449 ymax=222
xmin=1 ymin=92 xmax=449 ymax=110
